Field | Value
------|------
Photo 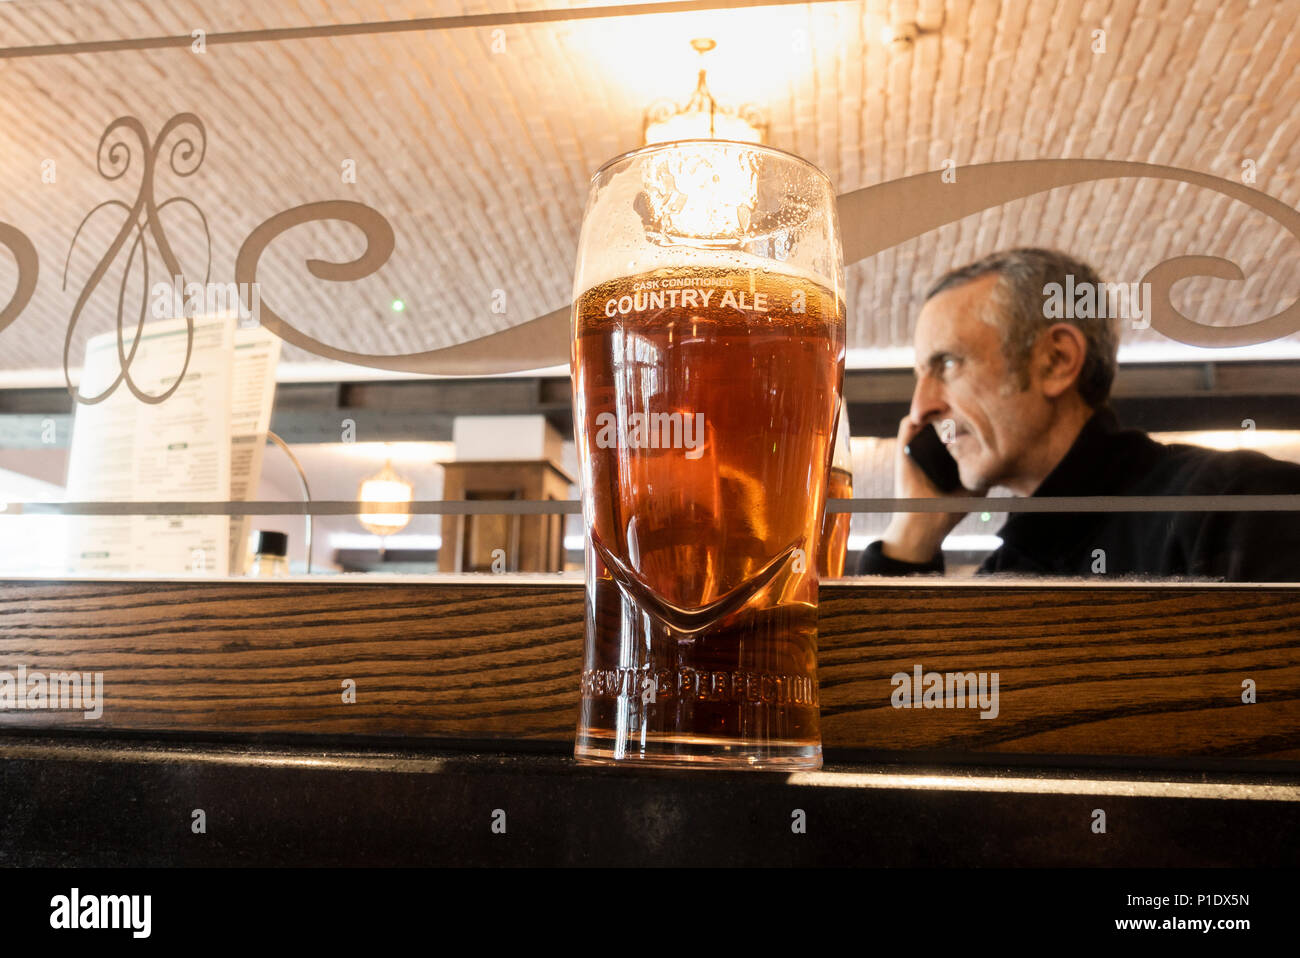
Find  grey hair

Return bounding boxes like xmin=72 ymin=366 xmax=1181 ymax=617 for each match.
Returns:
xmin=925 ymin=248 xmax=1119 ymax=409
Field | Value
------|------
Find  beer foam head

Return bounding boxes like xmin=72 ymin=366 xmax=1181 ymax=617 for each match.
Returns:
xmin=573 ymin=142 xmax=843 ymax=301
xmin=574 ymin=247 xmax=836 ymax=301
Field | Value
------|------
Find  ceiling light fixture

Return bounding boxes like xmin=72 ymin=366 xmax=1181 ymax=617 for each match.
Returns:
xmin=357 ymin=457 xmax=414 ymax=537
xmin=643 ymin=38 xmax=766 ymax=145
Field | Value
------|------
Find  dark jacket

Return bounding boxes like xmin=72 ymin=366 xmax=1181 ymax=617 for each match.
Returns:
xmin=856 ymin=405 xmax=1300 ymax=582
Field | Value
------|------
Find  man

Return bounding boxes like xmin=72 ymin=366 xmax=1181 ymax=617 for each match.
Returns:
xmin=856 ymin=247 xmax=1300 ymax=581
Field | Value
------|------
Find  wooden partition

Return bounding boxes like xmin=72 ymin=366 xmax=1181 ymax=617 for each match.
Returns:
xmin=1 ymin=577 xmax=1296 ymax=764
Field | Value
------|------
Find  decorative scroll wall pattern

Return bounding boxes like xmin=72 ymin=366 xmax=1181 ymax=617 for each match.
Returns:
xmin=837 ymin=159 xmax=1300 ymax=350
xmin=3 ymin=0 xmax=1300 ymax=380
xmin=230 ymin=156 xmax=1300 ymax=378
xmin=60 ymin=114 xmax=210 ymax=405
xmin=0 ymin=224 xmax=37 ymax=336
xmin=2 ymin=112 xmax=1298 ymax=398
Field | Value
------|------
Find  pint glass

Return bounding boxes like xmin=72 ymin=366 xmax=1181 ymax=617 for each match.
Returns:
xmin=817 ymin=400 xmax=854 ymax=578
xmin=571 ymin=140 xmax=846 ymax=768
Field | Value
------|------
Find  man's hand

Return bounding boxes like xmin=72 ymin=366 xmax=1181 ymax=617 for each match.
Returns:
xmin=880 ymin=415 xmax=978 ymax=564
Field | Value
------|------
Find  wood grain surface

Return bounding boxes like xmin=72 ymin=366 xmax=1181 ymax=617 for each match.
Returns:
xmin=0 ymin=579 xmax=1296 ymax=761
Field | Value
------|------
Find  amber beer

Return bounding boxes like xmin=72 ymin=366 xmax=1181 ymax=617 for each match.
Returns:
xmin=817 ymin=466 xmax=853 ymax=578
xmin=816 ymin=400 xmax=854 ymax=578
xmin=573 ymin=263 xmax=845 ymax=765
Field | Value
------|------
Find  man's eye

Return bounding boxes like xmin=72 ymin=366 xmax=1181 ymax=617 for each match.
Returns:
xmin=940 ymin=356 xmax=959 ymax=376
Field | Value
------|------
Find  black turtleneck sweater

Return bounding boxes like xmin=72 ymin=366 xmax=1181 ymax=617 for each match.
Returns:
xmin=856 ymin=405 xmax=1300 ymax=582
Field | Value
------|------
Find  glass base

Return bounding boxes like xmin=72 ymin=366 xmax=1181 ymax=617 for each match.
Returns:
xmin=574 ymin=731 xmax=822 ymax=771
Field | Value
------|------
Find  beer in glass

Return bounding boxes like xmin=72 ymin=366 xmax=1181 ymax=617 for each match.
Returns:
xmin=571 ymin=140 xmax=845 ymax=768
xmin=817 ymin=401 xmax=854 ymax=578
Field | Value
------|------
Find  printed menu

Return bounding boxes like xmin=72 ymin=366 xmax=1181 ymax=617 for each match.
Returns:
xmin=64 ymin=315 xmax=280 ymax=576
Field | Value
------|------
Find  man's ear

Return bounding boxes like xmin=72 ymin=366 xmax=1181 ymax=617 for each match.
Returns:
xmin=1035 ymin=323 xmax=1088 ymax=398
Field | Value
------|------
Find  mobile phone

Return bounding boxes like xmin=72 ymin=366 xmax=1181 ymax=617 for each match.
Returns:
xmin=904 ymin=422 xmax=964 ymax=493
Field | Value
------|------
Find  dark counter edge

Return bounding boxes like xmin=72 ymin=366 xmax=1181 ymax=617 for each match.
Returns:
xmin=6 ymin=724 xmax=1300 ymax=777
xmin=2 ymin=731 xmax=1298 ymax=867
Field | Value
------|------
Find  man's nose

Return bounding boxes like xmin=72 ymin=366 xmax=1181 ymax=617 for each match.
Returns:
xmin=910 ymin=374 xmax=947 ymax=426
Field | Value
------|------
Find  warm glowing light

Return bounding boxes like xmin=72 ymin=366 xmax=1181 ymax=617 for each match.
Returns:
xmin=642 ymin=37 xmax=765 ymax=147
xmin=1152 ymin=429 xmax=1300 ymax=452
xmin=357 ymin=460 xmax=414 ymax=536
xmin=644 ymin=108 xmax=762 ymax=145
xmin=640 ymin=141 xmax=761 ymax=244
xmin=572 ymin=7 xmax=813 ymax=106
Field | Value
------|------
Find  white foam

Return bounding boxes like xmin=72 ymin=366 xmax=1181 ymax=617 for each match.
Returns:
xmin=574 ymin=246 xmax=839 ymax=301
